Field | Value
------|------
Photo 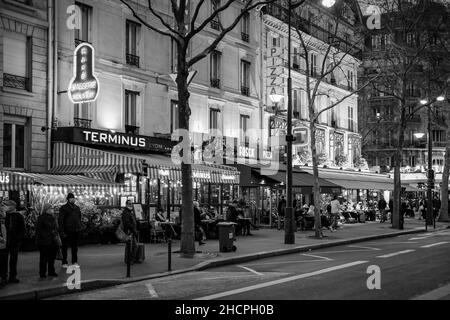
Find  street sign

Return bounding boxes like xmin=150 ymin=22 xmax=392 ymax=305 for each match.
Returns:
xmin=293 ymin=127 xmax=309 ymax=146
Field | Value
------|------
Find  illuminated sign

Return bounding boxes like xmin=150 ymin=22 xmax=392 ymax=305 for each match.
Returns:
xmin=193 ymin=171 xmax=211 ymax=179
xmin=159 ymin=169 xmax=170 ymax=176
xmin=221 ymin=174 xmax=236 ymax=181
xmin=238 ymin=146 xmax=255 ymax=158
xmin=68 ymin=43 xmax=99 ymax=103
xmin=82 ymin=130 xmax=146 ymax=148
xmin=0 ymin=175 xmax=10 ymax=184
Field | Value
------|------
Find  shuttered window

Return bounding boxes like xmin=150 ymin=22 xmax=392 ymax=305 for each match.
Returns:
xmin=3 ymin=33 xmax=27 ymax=77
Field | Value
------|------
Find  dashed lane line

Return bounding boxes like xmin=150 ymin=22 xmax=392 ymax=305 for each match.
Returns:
xmin=194 ymin=261 xmax=369 ymax=300
xmin=420 ymin=242 xmax=449 ymax=248
xmin=411 ymin=283 xmax=450 ymax=300
xmin=146 ymin=283 xmax=159 ymax=298
xmin=376 ymin=249 xmax=415 ymax=258
xmin=237 ymin=265 xmax=264 ymax=276
xmin=301 ymin=253 xmax=333 ymax=261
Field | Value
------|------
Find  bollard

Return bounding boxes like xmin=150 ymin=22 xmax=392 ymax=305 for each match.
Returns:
xmin=126 ymin=237 xmax=131 ymax=278
xmin=168 ymin=238 xmax=172 ymax=272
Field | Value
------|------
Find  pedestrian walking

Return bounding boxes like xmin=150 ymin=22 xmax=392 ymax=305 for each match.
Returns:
xmin=378 ymin=196 xmax=387 ymax=223
xmin=36 ymin=204 xmax=59 ymax=279
xmin=122 ymin=200 xmax=139 ymax=263
xmin=194 ymin=201 xmax=206 ymax=245
xmin=59 ymin=193 xmax=82 ymax=268
xmin=0 ymin=206 xmax=8 ymax=288
xmin=330 ymin=195 xmax=340 ymax=230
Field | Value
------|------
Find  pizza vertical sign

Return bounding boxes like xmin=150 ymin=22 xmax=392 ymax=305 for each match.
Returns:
xmin=68 ymin=43 xmax=99 ymax=103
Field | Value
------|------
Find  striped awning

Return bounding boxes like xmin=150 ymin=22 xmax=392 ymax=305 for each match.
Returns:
xmin=51 ymin=142 xmax=142 ymax=175
xmin=18 ymin=173 xmax=122 ymax=189
xmin=0 ymin=171 xmax=34 ymax=192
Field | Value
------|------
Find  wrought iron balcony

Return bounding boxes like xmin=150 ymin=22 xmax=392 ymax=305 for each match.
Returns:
xmin=210 ymin=78 xmax=220 ymax=89
xmin=211 ymin=20 xmax=220 ymax=30
xmin=3 ymin=73 xmax=30 ymax=91
xmin=241 ymin=32 xmax=249 ymax=42
xmin=126 ymin=53 xmax=140 ymax=67
xmin=74 ymin=117 xmax=92 ymax=128
xmin=125 ymin=124 xmax=140 ymax=135
xmin=241 ymin=86 xmax=250 ymax=96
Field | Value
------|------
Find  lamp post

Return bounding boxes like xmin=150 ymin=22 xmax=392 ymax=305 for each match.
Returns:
xmin=420 ymin=96 xmax=445 ymax=229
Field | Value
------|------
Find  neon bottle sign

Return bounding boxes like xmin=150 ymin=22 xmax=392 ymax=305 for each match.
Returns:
xmin=68 ymin=42 xmax=99 ymax=103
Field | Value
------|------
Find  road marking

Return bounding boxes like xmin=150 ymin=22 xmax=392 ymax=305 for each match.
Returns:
xmin=194 ymin=261 xmax=369 ymax=300
xmin=301 ymin=253 xmax=333 ymax=261
xmin=146 ymin=283 xmax=158 ymax=298
xmin=245 ymin=260 xmax=328 ymax=266
xmin=348 ymin=245 xmax=381 ymax=251
xmin=411 ymin=283 xmax=450 ymax=300
xmin=420 ymin=242 xmax=449 ymax=248
xmin=237 ymin=265 xmax=264 ymax=276
xmin=376 ymin=250 xmax=415 ymax=258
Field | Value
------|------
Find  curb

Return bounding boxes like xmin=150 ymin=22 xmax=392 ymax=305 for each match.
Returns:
xmin=0 ymin=226 xmax=445 ymax=300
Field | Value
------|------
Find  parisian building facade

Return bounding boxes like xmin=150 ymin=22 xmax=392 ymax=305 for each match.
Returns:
xmin=261 ymin=0 xmax=363 ymax=169
xmin=0 ymin=0 xmax=50 ymax=173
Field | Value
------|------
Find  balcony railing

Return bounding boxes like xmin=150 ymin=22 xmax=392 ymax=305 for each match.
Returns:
xmin=126 ymin=53 xmax=140 ymax=67
xmin=241 ymin=86 xmax=250 ymax=96
xmin=433 ymin=141 xmax=447 ymax=148
xmin=241 ymin=32 xmax=249 ymax=42
xmin=211 ymin=20 xmax=220 ymax=30
xmin=210 ymin=78 xmax=221 ymax=89
xmin=74 ymin=117 xmax=92 ymax=128
xmin=125 ymin=124 xmax=140 ymax=135
xmin=3 ymin=73 xmax=30 ymax=91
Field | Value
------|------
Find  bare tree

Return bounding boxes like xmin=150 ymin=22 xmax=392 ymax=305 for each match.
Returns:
xmin=120 ymin=0 xmax=277 ymax=257
xmin=361 ymin=0 xmax=450 ymax=228
xmin=287 ymin=1 xmax=376 ymax=238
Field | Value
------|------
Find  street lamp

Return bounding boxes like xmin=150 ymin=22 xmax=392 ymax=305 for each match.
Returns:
xmin=282 ymin=0 xmax=337 ymax=244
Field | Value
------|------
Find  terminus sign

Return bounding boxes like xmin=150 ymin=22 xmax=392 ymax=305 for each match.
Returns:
xmin=83 ymin=130 xmax=146 ymax=148
xmin=0 ymin=175 xmax=10 ymax=184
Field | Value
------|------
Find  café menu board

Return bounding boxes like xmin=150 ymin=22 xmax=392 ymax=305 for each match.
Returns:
xmin=68 ymin=43 xmax=99 ymax=104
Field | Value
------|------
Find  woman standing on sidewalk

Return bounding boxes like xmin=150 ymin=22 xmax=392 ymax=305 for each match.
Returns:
xmin=36 ymin=204 xmax=59 ymax=279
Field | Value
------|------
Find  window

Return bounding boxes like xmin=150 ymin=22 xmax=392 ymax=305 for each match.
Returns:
xmin=74 ymin=103 xmax=91 ymax=128
xmin=293 ymin=89 xmax=299 ymax=117
xmin=3 ymin=117 xmax=27 ymax=169
xmin=310 ymin=53 xmax=317 ymax=77
xmin=171 ymin=100 xmax=179 ymax=133
xmin=171 ymin=39 xmax=178 ymax=73
xmin=293 ymin=46 xmax=299 ymax=69
xmin=387 ymin=130 xmax=394 ymax=146
xmin=272 ymin=35 xmax=281 ymax=47
xmin=300 ymin=90 xmax=308 ymax=120
xmin=211 ymin=0 xmax=221 ymax=30
xmin=383 ymin=33 xmax=392 ymax=48
xmin=124 ymin=90 xmax=139 ymax=133
xmin=409 ymin=156 xmax=416 ymax=167
xmin=372 ymin=35 xmax=382 ymax=50
xmin=3 ymin=32 xmax=31 ymax=91
xmin=347 ymin=70 xmax=354 ymax=90
xmin=209 ymin=109 xmax=220 ymax=131
xmin=241 ymin=11 xmax=250 ymax=42
xmin=210 ymin=50 xmax=221 ymax=88
xmin=74 ymin=2 xmax=91 ymax=45
xmin=240 ymin=60 xmax=250 ymax=96
xmin=126 ymin=20 xmax=140 ymax=67
xmin=348 ymin=106 xmax=354 ymax=132
xmin=432 ymin=130 xmax=445 ymax=142
xmin=240 ymin=115 xmax=250 ymax=146
xmin=406 ymin=33 xmax=415 ymax=45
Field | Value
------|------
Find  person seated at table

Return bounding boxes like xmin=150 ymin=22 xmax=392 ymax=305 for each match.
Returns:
xmin=155 ymin=208 xmax=166 ymax=222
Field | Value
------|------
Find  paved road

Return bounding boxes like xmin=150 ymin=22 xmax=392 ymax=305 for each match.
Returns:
xmin=51 ymin=229 xmax=450 ymax=300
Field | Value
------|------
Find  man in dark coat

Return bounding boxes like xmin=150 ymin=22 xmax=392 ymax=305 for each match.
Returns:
xmin=378 ymin=196 xmax=387 ymax=223
xmin=2 ymin=200 xmax=25 ymax=283
xmin=122 ymin=200 xmax=139 ymax=263
xmin=58 ymin=193 xmax=82 ymax=267
xmin=36 ymin=204 xmax=59 ymax=278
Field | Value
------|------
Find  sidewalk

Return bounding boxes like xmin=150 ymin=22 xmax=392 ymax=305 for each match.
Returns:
xmin=0 ymin=218 xmax=448 ymax=299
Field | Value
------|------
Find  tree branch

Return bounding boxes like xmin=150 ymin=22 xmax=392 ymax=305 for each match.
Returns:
xmin=148 ymin=0 xmax=180 ymax=36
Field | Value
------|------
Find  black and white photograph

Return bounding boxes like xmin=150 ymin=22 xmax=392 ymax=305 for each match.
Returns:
xmin=0 ymin=0 xmax=449 ymax=315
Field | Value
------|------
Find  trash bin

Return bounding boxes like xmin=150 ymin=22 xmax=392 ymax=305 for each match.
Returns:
xmin=218 ymin=222 xmax=237 ymax=252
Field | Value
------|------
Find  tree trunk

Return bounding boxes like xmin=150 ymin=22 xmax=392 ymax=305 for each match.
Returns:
xmin=393 ymin=104 xmax=407 ymax=229
xmin=176 ymin=48 xmax=195 ymax=257
xmin=439 ymin=128 xmax=450 ymax=222
xmin=310 ymin=119 xmax=322 ymax=238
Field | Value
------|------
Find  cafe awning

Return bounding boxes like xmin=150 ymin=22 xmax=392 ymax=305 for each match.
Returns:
xmin=18 ymin=173 xmax=122 ymax=189
xmin=299 ymin=167 xmax=394 ymax=191
xmin=0 ymin=171 xmax=34 ymax=192
xmin=50 ymin=142 xmax=142 ymax=180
